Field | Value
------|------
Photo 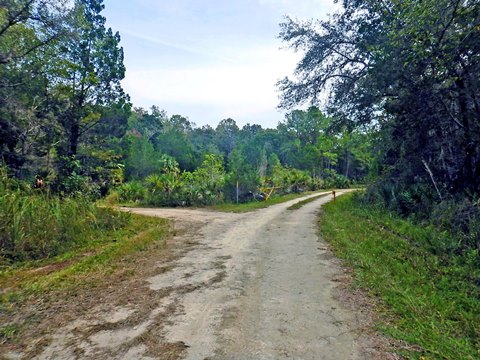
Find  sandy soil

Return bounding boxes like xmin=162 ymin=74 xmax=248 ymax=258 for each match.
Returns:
xmin=3 ymin=191 xmax=397 ymax=359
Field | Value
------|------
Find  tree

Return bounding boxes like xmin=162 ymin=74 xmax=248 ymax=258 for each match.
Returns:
xmin=282 ymin=107 xmax=328 ymax=146
xmin=215 ymin=118 xmax=239 ymax=158
xmin=124 ymin=135 xmax=157 ymax=180
xmin=190 ymin=125 xmax=221 ymax=160
xmin=156 ymin=114 xmax=195 ymax=170
xmin=278 ymin=0 xmax=480 ymax=201
xmin=0 ymin=0 xmax=66 ymax=66
xmin=128 ymin=106 xmax=166 ymax=142
xmin=192 ymin=154 xmax=225 ymax=203
xmin=0 ymin=0 xmax=129 ymax=196
xmin=52 ymin=0 xmax=128 ymax=157
xmin=226 ymin=148 xmax=260 ymax=201
xmin=0 ymin=0 xmax=67 ymax=172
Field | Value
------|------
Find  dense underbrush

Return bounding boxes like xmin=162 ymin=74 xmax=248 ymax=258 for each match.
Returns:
xmin=364 ymin=181 xmax=480 ymax=253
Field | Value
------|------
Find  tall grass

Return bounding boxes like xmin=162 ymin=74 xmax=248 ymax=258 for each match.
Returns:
xmin=0 ymin=168 xmax=129 ymax=264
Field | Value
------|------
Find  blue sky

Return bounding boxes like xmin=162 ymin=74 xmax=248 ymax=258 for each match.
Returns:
xmin=103 ymin=0 xmax=339 ymax=128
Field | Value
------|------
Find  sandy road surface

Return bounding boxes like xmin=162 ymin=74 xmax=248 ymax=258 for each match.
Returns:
xmin=126 ymin=191 xmax=373 ymax=359
xmin=11 ymin=191 xmax=387 ymax=359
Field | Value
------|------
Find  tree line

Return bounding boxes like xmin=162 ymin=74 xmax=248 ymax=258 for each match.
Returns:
xmin=0 ymin=0 xmax=372 ymax=205
xmin=112 ymin=105 xmax=372 ymax=206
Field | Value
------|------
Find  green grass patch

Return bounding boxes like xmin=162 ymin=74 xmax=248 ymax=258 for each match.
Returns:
xmin=210 ymin=192 xmax=318 ymax=213
xmin=287 ymin=193 xmax=329 ymax=210
xmin=0 ymin=323 xmax=20 ymax=343
xmin=320 ymin=193 xmax=480 ymax=360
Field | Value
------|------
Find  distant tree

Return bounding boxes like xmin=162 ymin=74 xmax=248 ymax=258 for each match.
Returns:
xmin=192 ymin=154 xmax=225 ymax=204
xmin=225 ymin=148 xmax=260 ymax=200
xmin=156 ymin=114 xmax=195 ymax=170
xmin=190 ymin=125 xmax=221 ymax=160
xmin=215 ymin=118 xmax=239 ymax=158
xmin=240 ymin=123 xmax=263 ymax=141
xmin=282 ymin=107 xmax=328 ymax=146
xmin=128 ymin=106 xmax=166 ymax=143
xmin=124 ymin=135 xmax=158 ymax=180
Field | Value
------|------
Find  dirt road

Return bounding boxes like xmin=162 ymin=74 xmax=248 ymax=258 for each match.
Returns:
xmin=16 ymin=191 xmax=387 ymax=359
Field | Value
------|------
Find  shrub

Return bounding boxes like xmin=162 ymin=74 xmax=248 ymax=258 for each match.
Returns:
xmin=103 ymin=190 xmax=120 ymax=206
xmin=364 ymin=180 xmax=480 ymax=254
xmin=431 ymin=198 xmax=480 ymax=252
xmin=117 ymin=181 xmax=146 ymax=203
xmin=321 ymin=169 xmax=351 ymax=189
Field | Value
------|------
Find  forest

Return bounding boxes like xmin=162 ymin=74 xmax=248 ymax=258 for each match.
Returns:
xmin=0 ymin=0 xmax=478 ymax=268
xmin=0 ymin=0 xmax=375 ymax=261
xmin=0 ymin=0 xmax=479 ymax=357
xmin=0 ymin=0 xmax=478 ymax=255
xmin=0 ymin=0 xmax=478 ymax=259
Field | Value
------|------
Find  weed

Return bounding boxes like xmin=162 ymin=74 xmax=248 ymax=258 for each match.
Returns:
xmin=0 ymin=178 xmax=132 ymax=263
xmin=0 ymin=323 xmax=20 ymax=343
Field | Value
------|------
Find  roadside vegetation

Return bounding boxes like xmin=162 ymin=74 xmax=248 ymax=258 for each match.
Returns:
xmin=0 ymin=212 xmax=169 ymax=297
xmin=106 ymin=153 xmax=341 ymax=208
xmin=0 ymin=167 xmax=170 ymax=343
xmin=320 ymin=193 xmax=480 ymax=359
xmin=0 ymin=168 xmax=128 ymax=264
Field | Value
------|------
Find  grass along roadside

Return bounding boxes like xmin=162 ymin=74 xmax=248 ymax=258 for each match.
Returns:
xmin=210 ymin=191 xmax=330 ymax=213
xmin=287 ymin=193 xmax=330 ymax=210
xmin=0 ymin=213 xmax=170 ymax=343
xmin=319 ymin=193 xmax=480 ymax=360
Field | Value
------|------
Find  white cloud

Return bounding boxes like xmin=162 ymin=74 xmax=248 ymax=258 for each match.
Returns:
xmin=123 ymin=44 xmax=299 ymax=125
xmin=104 ymin=0 xmax=339 ymax=127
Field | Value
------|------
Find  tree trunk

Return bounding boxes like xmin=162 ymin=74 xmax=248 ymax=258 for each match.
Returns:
xmin=69 ymin=122 xmax=79 ymax=156
xmin=345 ymin=151 xmax=350 ymax=178
xmin=456 ymin=78 xmax=475 ymax=191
